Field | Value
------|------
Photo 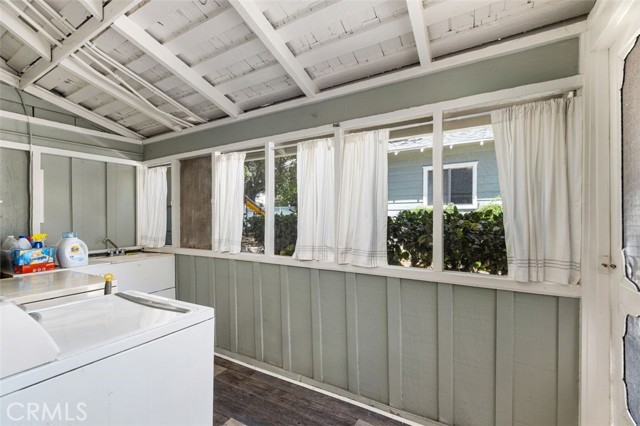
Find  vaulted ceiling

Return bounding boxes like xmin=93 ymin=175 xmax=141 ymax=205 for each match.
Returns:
xmin=0 ymin=0 xmax=595 ymax=142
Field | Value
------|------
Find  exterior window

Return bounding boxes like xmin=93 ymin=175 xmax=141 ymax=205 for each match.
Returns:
xmin=386 ymin=118 xmax=434 ymax=268
xmin=423 ymin=162 xmax=477 ymax=209
xmin=243 ymin=154 xmax=265 ymax=253
xmin=274 ymin=149 xmax=297 ymax=256
xmin=166 ymin=167 xmax=172 ymax=246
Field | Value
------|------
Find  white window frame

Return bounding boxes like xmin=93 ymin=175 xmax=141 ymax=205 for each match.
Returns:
xmin=422 ymin=161 xmax=478 ymax=209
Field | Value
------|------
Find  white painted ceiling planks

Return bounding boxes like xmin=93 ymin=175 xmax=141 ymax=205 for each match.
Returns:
xmin=0 ymin=0 xmax=596 ymax=142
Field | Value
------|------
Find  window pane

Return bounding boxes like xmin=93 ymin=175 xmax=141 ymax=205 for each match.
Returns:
xmin=274 ymin=152 xmax=297 ymax=256
xmin=166 ymin=167 xmax=172 ymax=246
xmin=243 ymin=156 xmax=265 ymax=253
xmin=387 ymin=118 xmax=433 ymax=269
xmin=442 ymin=122 xmax=506 ymax=275
xmin=450 ymin=167 xmax=473 ymax=204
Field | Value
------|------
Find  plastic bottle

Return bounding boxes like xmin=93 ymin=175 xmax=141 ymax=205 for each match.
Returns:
xmin=1 ymin=236 xmax=18 ymax=251
xmin=17 ymin=236 xmax=32 ymax=250
xmin=56 ymin=232 xmax=89 ymax=268
xmin=30 ymin=233 xmax=48 ymax=249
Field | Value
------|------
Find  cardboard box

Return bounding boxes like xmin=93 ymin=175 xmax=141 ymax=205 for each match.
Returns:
xmin=13 ymin=247 xmax=56 ymax=274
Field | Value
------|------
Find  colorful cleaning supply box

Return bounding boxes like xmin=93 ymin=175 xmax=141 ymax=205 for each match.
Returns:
xmin=13 ymin=247 xmax=55 ymax=274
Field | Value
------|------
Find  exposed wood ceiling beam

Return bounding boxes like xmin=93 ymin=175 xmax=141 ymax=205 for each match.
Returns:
xmin=60 ymin=56 xmax=181 ymax=132
xmin=0 ymin=62 xmax=21 ymax=87
xmin=406 ymin=0 xmax=432 ymax=66
xmin=20 ymin=0 xmax=142 ymax=88
xmin=215 ymin=63 xmax=285 ymax=94
xmin=0 ymin=3 xmax=52 ymax=61
xmin=112 ymin=16 xmax=243 ymax=118
xmin=229 ymin=0 xmax=318 ymax=98
xmin=77 ymin=0 xmax=103 ymax=21
xmin=23 ymin=84 xmax=144 ymax=140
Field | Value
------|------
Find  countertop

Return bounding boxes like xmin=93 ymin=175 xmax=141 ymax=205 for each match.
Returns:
xmin=0 ymin=270 xmax=107 ymax=304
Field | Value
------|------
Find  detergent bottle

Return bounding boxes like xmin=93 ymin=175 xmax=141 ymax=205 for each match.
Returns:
xmin=30 ymin=233 xmax=48 ymax=249
xmin=56 ymin=232 xmax=89 ymax=268
xmin=17 ymin=236 xmax=32 ymax=250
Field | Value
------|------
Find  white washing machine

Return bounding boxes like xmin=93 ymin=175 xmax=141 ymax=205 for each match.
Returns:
xmin=0 ymin=291 xmax=214 ymax=425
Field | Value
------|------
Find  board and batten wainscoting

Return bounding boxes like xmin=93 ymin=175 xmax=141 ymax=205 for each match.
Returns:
xmin=175 ymin=255 xmax=579 ymax=426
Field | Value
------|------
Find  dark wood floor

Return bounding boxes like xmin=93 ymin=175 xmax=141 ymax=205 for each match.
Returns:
xmin=214 ymin=356 xmax=407 ymax=426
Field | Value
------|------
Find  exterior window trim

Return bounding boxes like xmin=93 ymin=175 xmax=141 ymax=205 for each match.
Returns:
xmin=422 ymin=161 xmax=478 ymax=209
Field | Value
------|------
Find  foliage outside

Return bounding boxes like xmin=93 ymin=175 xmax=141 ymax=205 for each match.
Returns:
xmin=387 ymin=203 xmax=508 ymax=275
xmin=243 ymin=155 xmax=298 ymax=255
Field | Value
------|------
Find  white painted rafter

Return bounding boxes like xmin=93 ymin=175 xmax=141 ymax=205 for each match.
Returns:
xmin=23 ymin=84 xmax=144 ymax=140
xmin=59 ymin=56 xmax=182 ymax=132
xmin=78 ymin=0 xmax=103 ymax=21
xmin=112 ymin=16 xmax=242 ymax=118
xmin=20 ymin=0 xmax=142 ymax=88
xmin=406 ymin=0 xmax=432 ymax=66
xmin=228 ymin=0 xmax=318 ymax=98
xmin=0 ymin=2 xmax=52 ymax=61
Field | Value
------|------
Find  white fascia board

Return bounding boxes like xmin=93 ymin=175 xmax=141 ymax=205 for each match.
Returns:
xmin=20 ymin=0 xmax=142 ymax=88
xmin=145 ymin=20 xmax=586 ymax=145
xmin=0 ymin=110 xmax=143 ymax=145
xmin=23 ymin=84 xmax=144 ymax=140
xmin=406 ymin=0 xmax=432 ymax=66
xmin=0 ymin=3 xmax=52 ymax=61
xmin=59 ymin=56 xmax=181 ymax=132
xmin=229 ymin=0 xmax=318 ymax=98
xmin=112 ymin=16 xmax=242 ymax=118
xmin=78 ymin=0 xmax=103 ymax=21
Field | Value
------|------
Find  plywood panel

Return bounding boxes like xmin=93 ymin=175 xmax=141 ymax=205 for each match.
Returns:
xmin=41 ymin=154 xmax=72 ymax=246
xmin=356 ymin=274 xmax=389 ymax=404
xmin=401 ymin=279 xmax=438 ymax=419
xmin=453 ymin=286 xmax=496 ymax=426
xmin=214 ymin=258 xmax=232 ymax=351
xmin=287 ymin=266 xmax=313 ymax=377
xmin=71 ymin=158 xmax=107 ymax=250
xmin=236 ymin=260 xmax=256 ymax=358
xmin=106 ymin=163 xmax=136 ymax=248
xmin=180 ymin=155 xmax=211 ymax=249
xmin=261 ymin=263 xmax=282 ymax=367
xmin=319 ymin=270 xmax=348 ymax=390
xmin=513 ymin=293 xmax=558 ymax=426
xmin=0 ymin=148 xmax=30 ymax=247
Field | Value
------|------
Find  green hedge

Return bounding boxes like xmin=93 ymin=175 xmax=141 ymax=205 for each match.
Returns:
xmin=244 ymin=214 xmax=297 ymax=256
xmin=387 ymin=204 xmax=508 ymax=275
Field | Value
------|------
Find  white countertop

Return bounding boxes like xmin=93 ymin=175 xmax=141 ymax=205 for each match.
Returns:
xmin=0 ymin=270 xmax=106 ymax=304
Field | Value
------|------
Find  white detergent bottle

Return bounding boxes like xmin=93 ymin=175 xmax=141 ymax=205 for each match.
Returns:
xmin=56 ymin=232 xmax=89 ymax=268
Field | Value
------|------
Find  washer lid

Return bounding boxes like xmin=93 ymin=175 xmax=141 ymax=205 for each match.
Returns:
xmin=35 ymin=291 xmax=205 ymax=358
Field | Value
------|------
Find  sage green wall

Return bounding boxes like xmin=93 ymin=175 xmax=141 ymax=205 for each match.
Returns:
xmin=146 ymin=39 xmax=579 ymax=160
xmin=176 ymin=255 xmax=580 ymax=426
xmin=0 ymin=148 xmax=30 ymax=266
xmin=0 ymin=83 xmax=143 ymax=161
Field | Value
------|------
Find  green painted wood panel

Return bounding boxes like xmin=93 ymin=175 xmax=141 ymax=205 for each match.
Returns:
xmin=287 ymin=266 xmax=313 ymax=377
xmin=319 ymin=270 xmax=348 ymax=390
xmin=42 ymin=154 xmax=72 ymax=245
xmin=173 ymin=256 xmax=579 ymax=426
xmin=71 ymin=158 xmax=107 ymax=250
xmin=261 ymin=263 xmax=282 ymax=368
xmin=106 ymin=163 xmax=136 ymax=248
xmin=401 ymin=279 xmax=438 ymax=419
xmin=214 ymin=258 xmax=231 ymax=351
xmin=355 ymin=274 xmax=389 ymax=404
xmin=453 ymin=286 xmax=497 ymax=426
xmin=513 ymin=293 xmax=559 ymax=426
xmin=235 ymin=260 xmax=256 ymax=358
xmin=0 ymin=148 xmax=30 ymax=247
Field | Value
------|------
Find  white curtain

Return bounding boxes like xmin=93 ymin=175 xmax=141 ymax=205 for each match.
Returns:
xmin=140 ymin=167 xmax=167 ymax=248
xmin=337 ymin=129 xmax=389 ymax=267
xmin=294 ymin=138 xmax=335 ymax=261
xmin=491 ymin=97 xmax=582 ymax=284
xmin=213 ymin=152 xmax=246 ymax=254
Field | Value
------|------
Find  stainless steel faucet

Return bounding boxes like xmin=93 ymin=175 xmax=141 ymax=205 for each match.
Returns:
xmin=103 ymin=238 xmax=124 ymax=256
